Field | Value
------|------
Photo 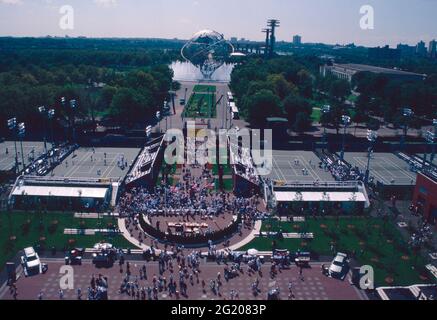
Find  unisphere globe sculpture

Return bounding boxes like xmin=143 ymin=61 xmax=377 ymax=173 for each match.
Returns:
xmin=181 ymin=30 xmax=234 ymax=79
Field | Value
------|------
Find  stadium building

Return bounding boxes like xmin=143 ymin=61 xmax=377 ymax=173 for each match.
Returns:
xmin=10 ymin=176 xmax=112 ymax=211
xmin=413 ymin=171 xmax=437 ymax=226
xmin=320 ymin=63 xmax=426 ymax=82
xmin=8 ymin=137 xmax=165 ymax=211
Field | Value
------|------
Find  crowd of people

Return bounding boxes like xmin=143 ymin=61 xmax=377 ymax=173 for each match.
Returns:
xmin=320 ymin=152 xmax=362 ymax=182
xmin=118 ymin=163 xmax=264 ymax=240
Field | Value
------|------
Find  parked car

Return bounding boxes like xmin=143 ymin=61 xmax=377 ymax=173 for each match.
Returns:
xmin=65 ymin=248 xmax=85 ymax=265
xmin=92 ymin=252 xmax=116 ymax=268
xmin=328 ymin=252 xmax=350 ymax=280
xmin=92 ymin=243 xmax=117 ymax=268
xmin=294 ymin=251 xmax=311 ymax=267
xmin=21 ymin=247 xmax=46 ymax=277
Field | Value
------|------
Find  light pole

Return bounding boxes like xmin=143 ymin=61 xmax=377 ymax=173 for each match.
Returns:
xmin=38 ymin=106 xmax=48 ymax=155
xmin=401 ymin=107 xmax=413 ymax=149
xmin=69 ymin=99 xmax=77 ymax=143
xmin=7 ymin=117 xmax=19 ymax=174
xmin=48 ymin=109 xmax=55 ymax=148
xmin=60 ymin=97 xmax=67 ymax=141
xmin=18 ymin=122 xmax=26 ymax=173
xmin=340 ymin=115 xmax=351 ymax=161
xmin=365 ymin=130 xmax=378 ymax=184
xmin=322 ymin=105 xmax=331 ymax=150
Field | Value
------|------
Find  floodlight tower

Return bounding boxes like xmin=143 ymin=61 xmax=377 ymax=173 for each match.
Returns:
xmin=18 ymin=122 xmax=25 ymax=173
xmin=365 ymin=130 xmax=378 ymax=184
xmin=7 ymin=117 xmax=19 ymax=174
xmin=267 ymin=19 xmax=280 ymax=58
xmin=340 ymin=115 xmax=351 ymax=161
xmin=321 ymin=105 xmax=331 ymax=150
xmin=400 ymin=107 xmax=414 ymax=149
xmin=60 ymin=97 xmax=68 ymax=141
xmin=262 ymin=28 xmax=270 ymax=57
xmin=69 ymin=99 xmax=77 ymax=143
xmin=38 ymin=106 xmax=48 ymax=155
xmin=48 ymin=109 xmax=55 ymax=148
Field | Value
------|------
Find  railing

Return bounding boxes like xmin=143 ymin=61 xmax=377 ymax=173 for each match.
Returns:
xmin=16 ymin=175 xmax=116 ymax=186
xmin=274 ymin=180 xmax=363 ymax=190
xmin=138 ymin=213 xmax=242 ymax=247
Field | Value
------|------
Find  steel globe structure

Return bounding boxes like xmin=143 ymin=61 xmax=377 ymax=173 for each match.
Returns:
xmin=181 ymin=29 xmax=234 ymax=79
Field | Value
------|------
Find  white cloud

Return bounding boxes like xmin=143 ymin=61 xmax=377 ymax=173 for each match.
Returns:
xmin=1 ymin=0 xmax=23 ymax=4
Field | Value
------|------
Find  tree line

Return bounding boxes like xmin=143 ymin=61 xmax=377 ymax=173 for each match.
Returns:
xmin=230 ymin=54 xmax=437 ymax=134
xmin=0 ymin=38 xmax=181 ymax=138
xmin=230 ymin=56 xmax=316 ymax=132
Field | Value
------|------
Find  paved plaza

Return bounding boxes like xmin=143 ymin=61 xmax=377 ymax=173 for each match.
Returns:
xmin=0 ymin=259 xmax=365 ymax=300
xmin=155 ymin=81 xmax=249 ymax=133
xmin=267 ymin=150 xmax=335 ymax=184
xmin=49 ymin=147 xmax=141 ymax=181
xmin=0 ymin=141 xmax=46 ymax=172
xmin=342 ymin=152 xmax=417 ymax=186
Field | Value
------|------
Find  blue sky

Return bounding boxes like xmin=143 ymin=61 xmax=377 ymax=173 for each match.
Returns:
xmin=0 ymin=0 xmax=435 ymax=47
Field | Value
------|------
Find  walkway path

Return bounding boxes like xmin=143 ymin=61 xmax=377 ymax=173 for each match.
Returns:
xmin=118 ymin=216 xmax=262 ymax=254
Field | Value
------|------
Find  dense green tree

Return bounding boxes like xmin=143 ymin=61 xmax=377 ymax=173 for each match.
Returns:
xmin=109 ymin=88 xmax=154 ymax=126
xmin=329 ymin=79 xmax=351 ymax=102
xmin=283 ymin=94 xmax=312 ymax=125
xmin=293 ymin=112 xmax=312 ymax=133
xmin=241 ymin=89 xmax=282 ymax=126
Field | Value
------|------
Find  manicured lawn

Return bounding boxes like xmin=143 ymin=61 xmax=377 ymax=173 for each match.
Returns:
xmin=183 ymin=91 xmax=216 ymax=118
xmin=193 ymin=85 xmax=216 ymax=93
xmin=0 ymin=211 xmax=137 ymax=269
xmin=347 ymin=108 xmax=357 ymax=119
xmin=311 ymin=107 xmax=322 ymax=123
xmin=347 ymin=94 xmax=358 ymax=103
xmin=240 ymin=217 xmax=430 ymax=287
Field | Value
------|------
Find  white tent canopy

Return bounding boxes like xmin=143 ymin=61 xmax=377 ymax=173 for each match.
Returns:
xmin=11 ymin=185 xmax=109 ymax=199
xmin=274 ymin=191 xmax=367 ymax=202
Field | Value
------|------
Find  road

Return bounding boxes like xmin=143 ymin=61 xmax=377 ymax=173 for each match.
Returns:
xmin=156 ymin=81 xmax=249 ymax=133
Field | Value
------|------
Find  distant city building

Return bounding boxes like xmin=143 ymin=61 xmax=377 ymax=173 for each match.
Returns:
xmin=368 ymin=45 xmax=401 ymax=61
xmin=428 ymin=39 xmax=437 ymax=59
xmin=396 ymin=43 xmax=416 ymax=58
xmin=416 ymin=41 xmax=427 ymax=57
xmin=292 ymin=35 xmax=302 ymax=46
xmin=230 ymin=37 xmax=238 ymax=42
xmin=320 ymin=63 xmax=426 ymax=82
